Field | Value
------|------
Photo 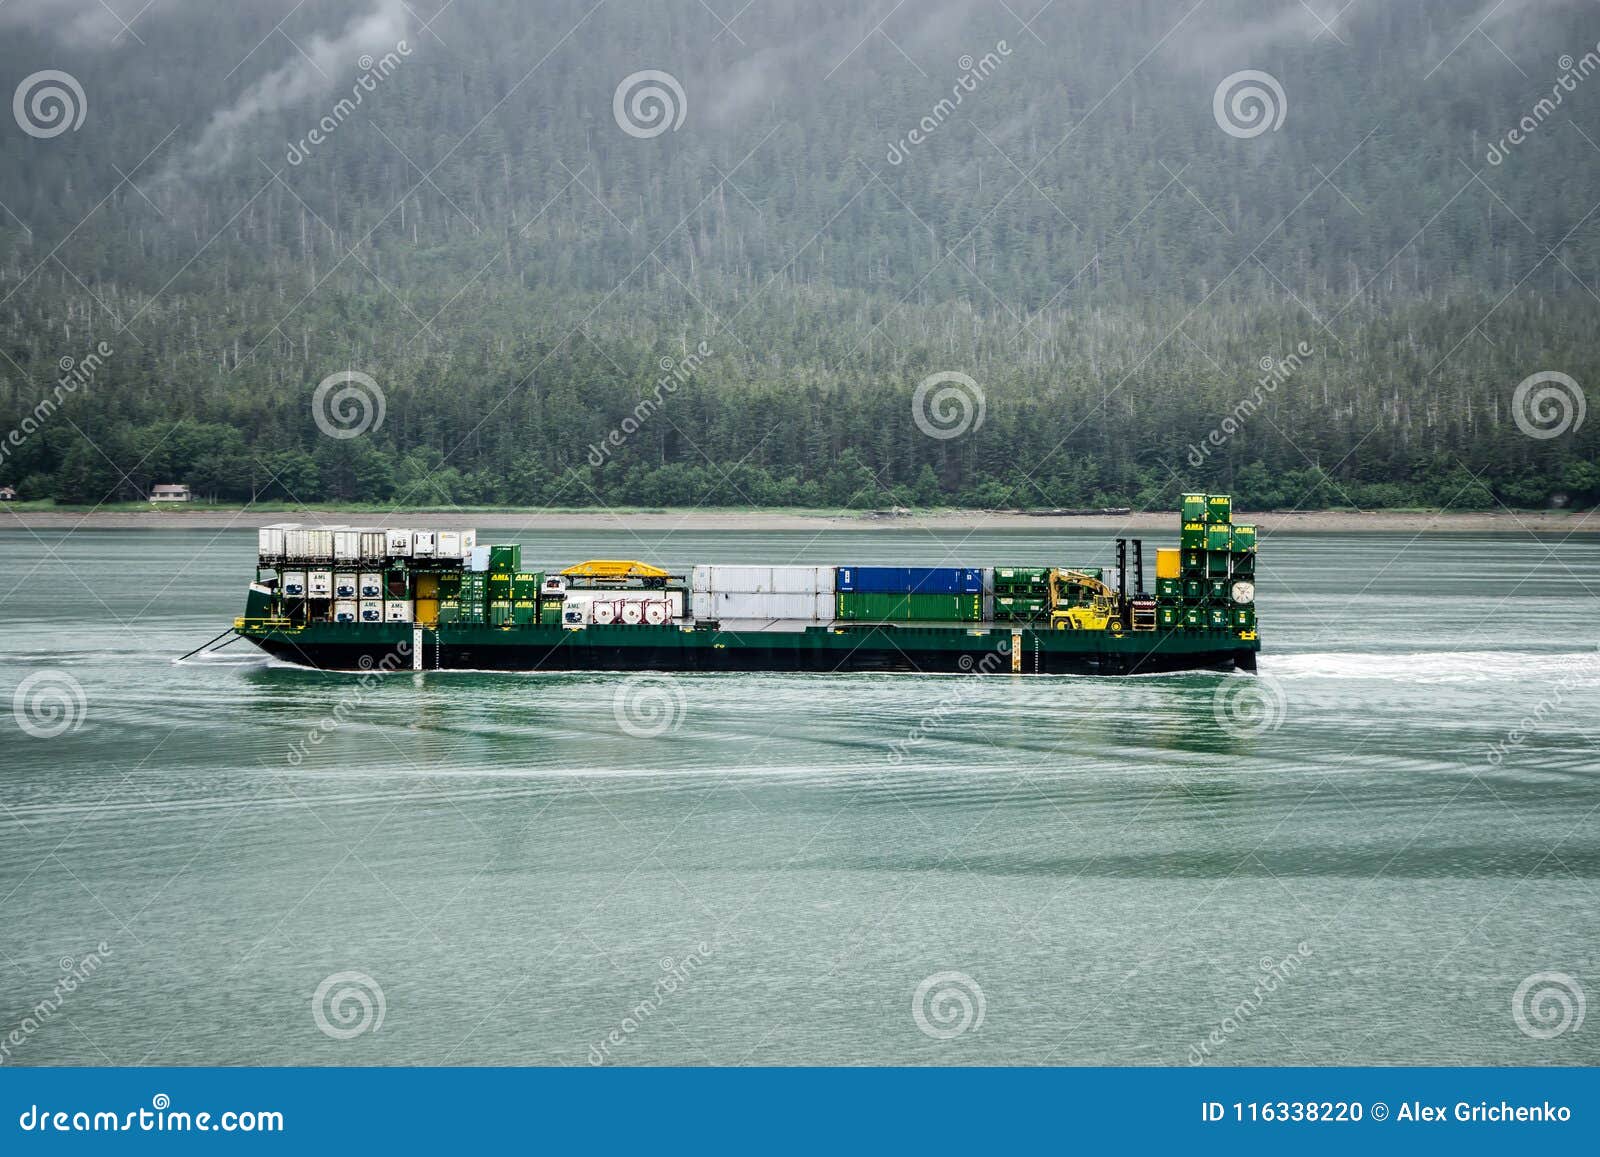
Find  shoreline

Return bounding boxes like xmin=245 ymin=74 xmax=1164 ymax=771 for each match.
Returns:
xmin=4 ymin=507 xmax=1595 ymax=534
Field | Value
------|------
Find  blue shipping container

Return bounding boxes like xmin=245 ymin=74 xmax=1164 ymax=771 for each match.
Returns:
xmin=835 ymin=566 xmax=982 ymax=594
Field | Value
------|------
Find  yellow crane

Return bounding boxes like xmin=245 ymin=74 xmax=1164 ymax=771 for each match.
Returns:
xmin=1049 ymin=568 xmax=1123 ymax=634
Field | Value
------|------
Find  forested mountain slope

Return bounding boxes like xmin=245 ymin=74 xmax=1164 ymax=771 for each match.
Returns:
xmin=1 ymin=0 xmax=1596 ymax=509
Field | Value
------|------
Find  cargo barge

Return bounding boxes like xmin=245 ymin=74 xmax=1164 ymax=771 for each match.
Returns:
xmin=231 ymin=495 xmax=1259 ymax=676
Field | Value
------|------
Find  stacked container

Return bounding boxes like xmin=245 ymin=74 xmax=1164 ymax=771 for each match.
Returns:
xmin=835 ymin=566 xmax=982 ymax=622
xmin=690 ymin=565 xmax=834 ymax=621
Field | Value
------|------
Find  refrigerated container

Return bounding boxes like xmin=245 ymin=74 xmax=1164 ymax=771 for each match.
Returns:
xmin=383 ymin=600 xmax=413 ymax=623
xmin=385 ymin=529 xmax=413 ymax=557
xmin=358 ymin=600 xmax=383 ymax=623
xmin=308 ymin=571 xmax=333 ymax=597
xmin=333 ymin=573 xmax=358 ymax=599
xmin=359 ymin=572 xmax=383 ymax=599
xmin=333 ymin=600 xmax=358 ymax=623
xmin=280 ymin=571 xmax=307 ymax=598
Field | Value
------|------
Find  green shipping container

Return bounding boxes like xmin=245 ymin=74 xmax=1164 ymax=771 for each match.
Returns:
xmin=1181 ymin=493 xmax=1207 ymax=523
xmin=511 ymin=571 xmax=543 ymax=600
xmin=1180 ymin=522 xmax=1207 ymax=549
xmin=540 ymin=600 xmax=563 ymax=625
xmin=1182 ymin=549 xmax=1205 ymax=573
xmin=836 ymin=592 xmax=981 ymax=622
xmin=1233 ymin=606 xmax=1256 ymax=629
xmin=1207 ymin=606 xmax=1227 ymax=628
xmin=489 ymin=600 xmax=514 ymax=626
xmin=994 ymin=596 xmax=1047 ymax=618
xmin=1156 ymin=578 xmax=1181 ymax=598
xmin=1231 ymin=555 xmax=1255 ymax=578
xmin=1158 ymin=606 xmax=1180 ymax=628
xmin=1206 ymin=494 xmax=1232 ymax=524
xmin=1206 ymin=525 xmax=1233 ymax=551
xmin=1183 ymin=607 xmax=1203 ymax=628
xmin=487 ymin=544 xmax=521 ymax=572
xmin=1231 ymin=524 xmax=1257 ymax=552
xmin=993 ymin=566 xmax=1049 ymax=585
xmin=1184 ymin=579 xmax=1204 ymax=601
xmin=1207 ymin=553 xmax=1231 ymax=577
xmin=1208 ymin=580 xmax=1228 ymax=601
xmin=513 ymin=599 xmax=538 ymax=625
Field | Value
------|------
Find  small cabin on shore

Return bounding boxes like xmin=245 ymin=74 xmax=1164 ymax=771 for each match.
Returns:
xmin=149 ymin=484 xmax=192 ymax=503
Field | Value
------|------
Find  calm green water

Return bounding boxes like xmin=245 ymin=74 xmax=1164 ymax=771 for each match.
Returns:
xmin=2 ymin=526 xmax=1597 ymax=1066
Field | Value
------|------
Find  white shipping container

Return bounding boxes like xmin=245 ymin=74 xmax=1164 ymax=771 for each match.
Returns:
xmin=359 ymin=600 xmax=383 ymax=623
xmin=306 ymin=529 xmax=333 ymax=559
xmin=386 ymin=529 xmax=412 ymax=556
xmin=771 ymin=565 xmax=834 ymax=594
xmin=333 ymin=600 xmax=358 ymax=623
xmin=280 ymin=571 xmax=306 ymax=598
xmin=460 ymin=530 xmax=477 ymax=554
xmin=359 ymin=529 xmax=388 ymax=560
xmin=412 ymin=530 xmax=437 ymax=557
xmin=437 ymin=531 xmax=462 ymax=558
xmin=384 ymin=600 xmax=413 ymax=623
xmin=308 ymin=571 xmax=333 ymax=597
xmin=691 ymin=591 xmax=712 ymax=620
xmin=816 ymin=591 xmax=835 ymax=620
xmin=333 ymin=528 xmax=362 ymax=562
xmin=467 ymin=545 xmax=490 ymax=572
xmin=705 ymin=591 xmax=820 ymax=620
xmin=334 ymin=573 xmax=358 ymax=598
xmin=257 ymin=523 xmax=298 ymax=559
xmin=359 ymin=572 xmax=383 ymax=598
xmin=284 ymin=529 xmax=312 ymax=561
